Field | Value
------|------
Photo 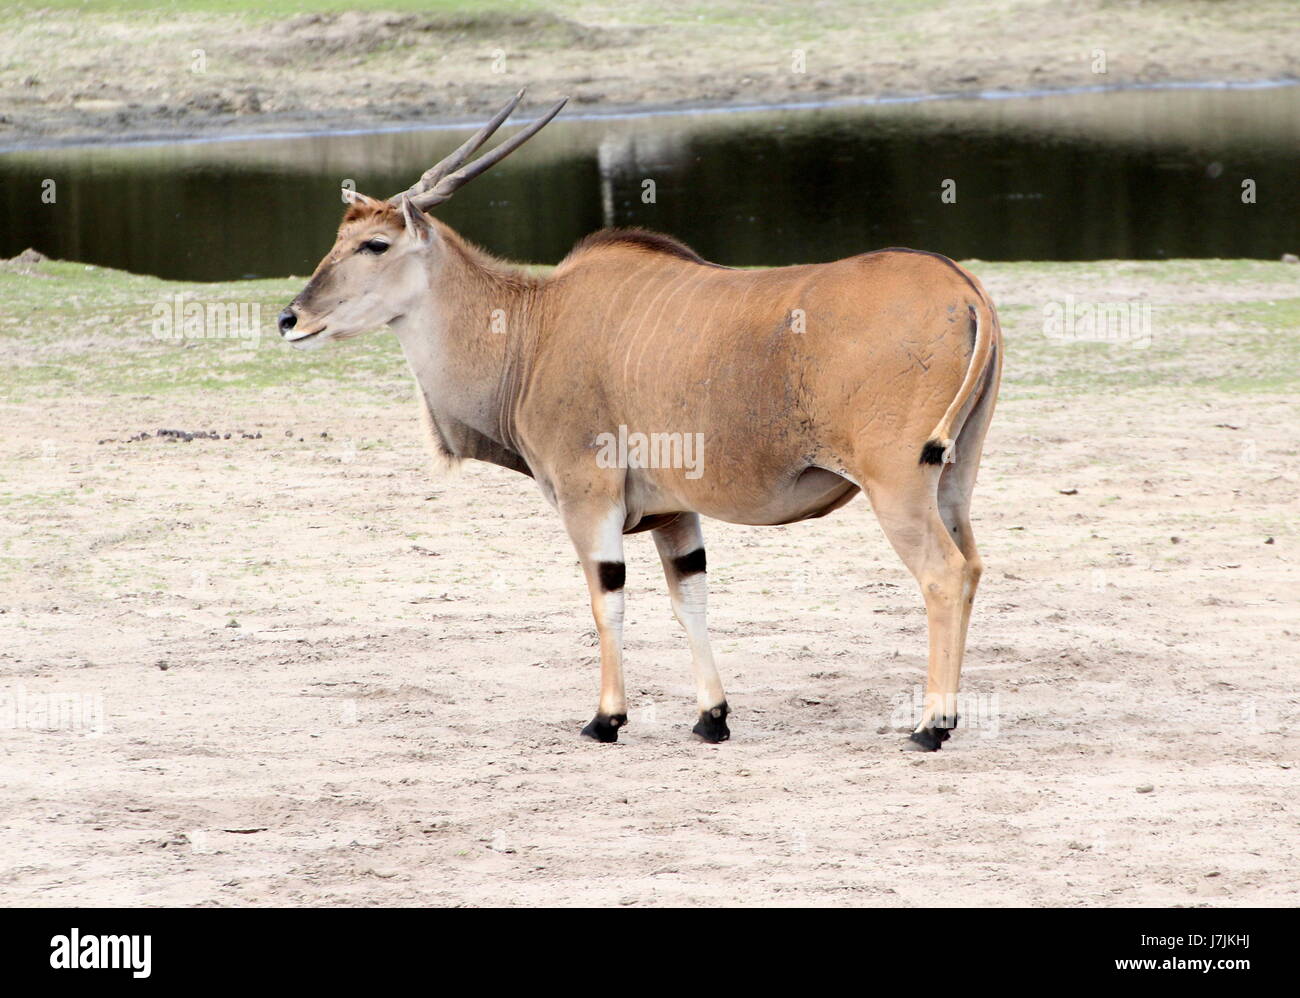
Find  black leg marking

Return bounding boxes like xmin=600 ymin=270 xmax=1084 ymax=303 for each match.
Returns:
xmin=581 ymin=712 xmax=627 ymax=743
xmin=597 ymin=561 xmax=625 ymax=592
xmin=692 ymin=700 xmax=730 ymax=743
xmin=672 ymin=547 xmax=706 ymax=577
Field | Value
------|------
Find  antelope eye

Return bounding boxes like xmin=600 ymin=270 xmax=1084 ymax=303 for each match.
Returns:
xmin=361 ymin=239 xmax=390 ymax=255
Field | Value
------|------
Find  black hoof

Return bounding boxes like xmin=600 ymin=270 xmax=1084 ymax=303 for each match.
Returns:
xmin=692 ymin=701 xmax=730 ymax=743
xmin=906 ymin=726 xmax=950 ymax=752
xmin=581 ymin=713 xmax=626 ymax=743
xmin=905 ymin=710 xmax=959 ymax=752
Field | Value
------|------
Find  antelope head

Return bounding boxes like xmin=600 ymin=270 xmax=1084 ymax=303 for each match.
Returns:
xmin=279 ymin=90 xmax=567 ymax=349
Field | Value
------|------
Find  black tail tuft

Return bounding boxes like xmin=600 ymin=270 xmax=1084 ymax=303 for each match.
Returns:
xmin=919 ymin=439 xmax=947 ymax=465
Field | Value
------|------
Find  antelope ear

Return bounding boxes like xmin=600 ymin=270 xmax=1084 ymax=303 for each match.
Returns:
xmin=341 ymin=188 xmax=384 ymax=208
xmin=400 ymin=197 xmax=436 ymax=245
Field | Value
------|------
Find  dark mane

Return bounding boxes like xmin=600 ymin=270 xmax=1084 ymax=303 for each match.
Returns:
xmin=564 ymin=228 xmax=726 ymax=268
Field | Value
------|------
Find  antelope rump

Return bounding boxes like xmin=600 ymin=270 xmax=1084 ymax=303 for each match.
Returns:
xmin=278 ymin=91 xmax=1003 ymax=751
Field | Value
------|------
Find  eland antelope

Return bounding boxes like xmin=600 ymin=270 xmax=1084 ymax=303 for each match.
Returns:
xmin=279 ymin=91 xmax=1002 ymax=751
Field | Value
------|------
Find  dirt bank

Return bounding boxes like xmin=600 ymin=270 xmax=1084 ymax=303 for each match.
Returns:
xmin=2 ymin=0 xmax=1297 ymax=148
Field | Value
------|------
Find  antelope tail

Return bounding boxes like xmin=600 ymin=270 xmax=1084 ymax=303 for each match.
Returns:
xmin=919 ymin=303 xmax=995 ymax=465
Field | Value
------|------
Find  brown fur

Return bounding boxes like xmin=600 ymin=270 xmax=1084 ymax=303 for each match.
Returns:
xmin=342 ymin=201 xmax=399 ymax=226
xmin=286 ymin=191 xmax=1002 ymax=750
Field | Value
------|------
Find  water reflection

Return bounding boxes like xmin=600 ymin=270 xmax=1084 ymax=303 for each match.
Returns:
xmin=1 ymin=85 xmax=1295 ymax=280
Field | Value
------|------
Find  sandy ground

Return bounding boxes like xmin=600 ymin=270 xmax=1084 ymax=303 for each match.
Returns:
xmin=0 ymin=256 xmax=1297 ymax=907
xmin=3 ymin=0 xmax=1298 ymax=148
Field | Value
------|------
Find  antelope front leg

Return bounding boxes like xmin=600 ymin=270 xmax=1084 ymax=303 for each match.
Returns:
xmin=562 ymin=501 xmax=629 ymax=743
xmin=652 ymin=513 xmax=730 ymax=742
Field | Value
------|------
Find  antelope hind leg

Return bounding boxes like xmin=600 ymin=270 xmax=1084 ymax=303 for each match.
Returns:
xmin=866 ymin=476 xmax=978 ymax=751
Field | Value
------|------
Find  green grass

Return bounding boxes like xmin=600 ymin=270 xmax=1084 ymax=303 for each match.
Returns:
xmin=6 ymin=0 xmax=538 ymax=15
xmin=0 ymin=260 xmax=408 ymax=399
xmin=2 ymin=255 xmax=1298 ymax=403
xmin=987 ymin=293 xmax=1300 ymax=396
xmin=953 ymin=259 xmax=1300 ymax=400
